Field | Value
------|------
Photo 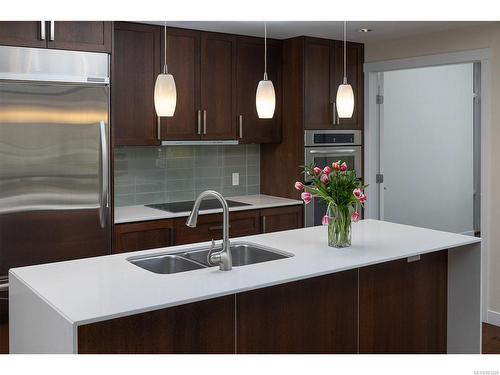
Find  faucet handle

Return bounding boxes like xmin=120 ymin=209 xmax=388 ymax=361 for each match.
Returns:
xmin=207 ymin=239 xmax=217 ymax=265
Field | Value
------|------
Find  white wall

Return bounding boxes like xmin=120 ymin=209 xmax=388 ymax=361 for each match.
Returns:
xmin=382 ymin=64 xmax=474 ymax=234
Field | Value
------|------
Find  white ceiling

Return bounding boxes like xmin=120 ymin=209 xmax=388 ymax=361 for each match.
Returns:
xmin=140 ymin=21 xmax=487 ymax=43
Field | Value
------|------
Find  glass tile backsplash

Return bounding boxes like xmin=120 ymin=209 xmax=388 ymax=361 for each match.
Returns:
xmin=114 ymin=145 xmax=260 ymax=207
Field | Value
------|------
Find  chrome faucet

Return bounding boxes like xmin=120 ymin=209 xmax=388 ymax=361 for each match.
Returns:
xmin=186 ymin=190 xmax=232 ymax=271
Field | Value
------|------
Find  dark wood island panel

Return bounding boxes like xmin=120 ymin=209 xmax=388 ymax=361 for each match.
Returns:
xmin=77 ymin=295 xmax=235 ymax=354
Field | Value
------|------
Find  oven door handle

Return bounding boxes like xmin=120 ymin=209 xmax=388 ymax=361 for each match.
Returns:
xmin=308 ymin=149 xmax=358 ymax=154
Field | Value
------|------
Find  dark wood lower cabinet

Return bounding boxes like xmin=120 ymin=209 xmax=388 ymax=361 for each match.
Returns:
xmin=76 ymin=252 xmax=449 ymax=354
xmin=236 ymin=270 xmax=358 ymax=353
xmin=77 ymin=295 xmax=235 ymax=354
xmin=261 ymin=206 xmax=303 ymax=234
xmin=0 ymin=296 xmax=8 ymax=354
xmin=113 ymin=220 xmax=174 ymax=253
xmin=359 ymin=251 xmax=448 ymax=354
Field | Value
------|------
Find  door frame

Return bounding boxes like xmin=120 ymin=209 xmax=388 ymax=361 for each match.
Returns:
xmin=363 ymin=48 xmax=491 ymax=323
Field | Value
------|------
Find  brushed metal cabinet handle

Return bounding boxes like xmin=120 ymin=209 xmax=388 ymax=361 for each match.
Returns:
xmin=40 ymin=21 xmax=46 ymax=41
xmin=197 ymin=110 xmax=202 ymax=135
xmin=262 ymin=216 xmax=266 ymax=233
xmin=157 ymin=117 xmax=161 ymax=140
xmin=50 ymin=21 xmax=55 ymax=41
xmin=203 ymin=110 xmax=207 ymax=135
xmin=239 ymin=115 xmax=243 ymax=139
xmin=332 ymin=102 xmax=337 ymax=125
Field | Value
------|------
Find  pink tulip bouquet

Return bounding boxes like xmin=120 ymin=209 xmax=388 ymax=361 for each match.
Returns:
xmin=295 ymin=160 xmax=367 ymax=248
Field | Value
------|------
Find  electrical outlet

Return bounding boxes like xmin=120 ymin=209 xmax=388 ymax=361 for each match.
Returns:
xmin=232 ymin=172 xmax=239 ymax=186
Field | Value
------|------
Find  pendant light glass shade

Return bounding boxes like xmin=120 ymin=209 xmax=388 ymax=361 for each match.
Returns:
xmin=336 ymin=21 xmax=354 ymax=119
xmin=256 ymin=77 xmax=276 ymax=119
xmin=154 ymin=72 xmax=177 ymax=117
xmin=155 ymin=21 xmax=177 ymax=117
xmin=256 ymin=23 xmax=275 ymax=119
xmin=336 ymin=80 xmax=354 ymax=118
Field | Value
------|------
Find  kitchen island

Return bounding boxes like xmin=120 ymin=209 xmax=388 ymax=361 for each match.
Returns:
xmin=9 ymin=220 xmax=481 ymax=354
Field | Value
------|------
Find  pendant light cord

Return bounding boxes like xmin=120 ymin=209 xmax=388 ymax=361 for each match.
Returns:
xmin=343 ymin=20 xmax=347 ymax=83
xmin=264 ymin=22 xmax=268 ymax=80
xmin=163 ymin=21 xmax=167 ymax=74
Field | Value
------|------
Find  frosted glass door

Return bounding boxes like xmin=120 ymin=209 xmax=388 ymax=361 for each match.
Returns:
xmin=380 ymin=63 xmax=475 ymax=234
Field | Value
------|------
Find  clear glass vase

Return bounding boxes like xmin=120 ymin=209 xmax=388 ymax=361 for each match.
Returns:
xmin=327 ymin=205 xmax=352 ymax=248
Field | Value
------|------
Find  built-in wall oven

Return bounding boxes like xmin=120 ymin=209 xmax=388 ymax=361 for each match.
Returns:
xmin=304 ymin=129 xmax=362 ymax=227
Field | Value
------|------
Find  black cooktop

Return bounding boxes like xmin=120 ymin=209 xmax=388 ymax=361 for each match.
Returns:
xmin=146 ymin=199 xmax=251 ymax=213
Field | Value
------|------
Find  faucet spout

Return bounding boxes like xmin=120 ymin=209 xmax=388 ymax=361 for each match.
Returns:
xmin=185 ymin=190 xmax=232 ymax=271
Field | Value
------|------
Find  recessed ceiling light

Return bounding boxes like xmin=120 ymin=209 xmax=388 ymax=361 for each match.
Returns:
xmin=358 ymin=28 xmax=373 ymax=33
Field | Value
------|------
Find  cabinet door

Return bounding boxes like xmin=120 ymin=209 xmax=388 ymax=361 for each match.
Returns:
xmin=200 ymin=32 xmax=236 ymax=140
xmin=304 ymin=37 xmax=335 ymax=130
xmin=237 ymin=270 xmax=358 ymax=353
xmin=359 ymin=251 xmax=448 ymax=353
xmin=113 ymin=220 xmax=174 ymax=253
xmin=0 ymin=21 xmax=47 ymax=48
xmin=161 ymin=28 xmax=201 ymax=141
xmin=78 ymin=295 xmax=235 ymax=354
xmin=174 ymin=210 xmax=260 ymax=245
xmin=47 ymin=22 xmax=111 ymax=52
xmin=261 ymin=205 xmax=303 ymax=234
xmin=235 ymin=36 xmax=282 ymax=143
xmin=112 ymin=22 xmax=161 ymax=146
xmin=0 ymin=294 xmax=8 ymax=354
xmin=333 ymin=41 xmax=364 ymax=129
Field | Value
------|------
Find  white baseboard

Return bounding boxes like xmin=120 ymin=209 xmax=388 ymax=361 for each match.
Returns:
xmin=487 ymin=310 xmax=500 ymax=327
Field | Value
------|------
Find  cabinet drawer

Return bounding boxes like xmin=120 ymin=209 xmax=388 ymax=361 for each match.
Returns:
xmin=261 ymin=205 xmax=304 ymax=234
xmin=114 ymin=220 xmax=174 ymax=253
xmin=174 ymin=210 xmax=261 ymax=245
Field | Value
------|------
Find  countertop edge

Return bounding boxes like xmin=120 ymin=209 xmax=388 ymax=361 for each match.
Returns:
xmin=114 ymin=194 xmax=303 ymax=224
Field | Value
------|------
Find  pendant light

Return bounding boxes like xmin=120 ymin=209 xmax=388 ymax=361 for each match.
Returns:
xmin=336 ymin=21 xmax=354 ymax=118
xmin=154 ymin=21 xmax=177 ymax=117
xmin=256 ymin=23 xmax=276 ymax=119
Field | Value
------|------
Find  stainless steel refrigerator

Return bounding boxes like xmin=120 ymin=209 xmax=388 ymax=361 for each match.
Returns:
xmin=0 ymin=46 xmax=111 ymax=282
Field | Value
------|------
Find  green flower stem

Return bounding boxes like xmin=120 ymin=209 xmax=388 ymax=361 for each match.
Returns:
xmin=328 ymin=205 xmax=352 ymax=248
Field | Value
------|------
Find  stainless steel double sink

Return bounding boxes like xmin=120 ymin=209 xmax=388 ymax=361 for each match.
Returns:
xmin=127 ymin=242 xmax=293 ymax=274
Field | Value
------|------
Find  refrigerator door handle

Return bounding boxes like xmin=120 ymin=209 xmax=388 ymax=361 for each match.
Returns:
xmin=99 ymin=120 xmax=109 ymax=229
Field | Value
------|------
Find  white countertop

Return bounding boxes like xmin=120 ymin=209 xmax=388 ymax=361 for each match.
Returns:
xmin=10 ymin=219 xmax=480 ymax=326
xmin=114 ymin=194 xmax=303 ymax=224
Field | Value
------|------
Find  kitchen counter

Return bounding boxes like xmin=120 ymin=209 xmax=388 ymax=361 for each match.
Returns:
xmin=9 ymin=219 xmax=481 ymax=353
xmin=114 ymin=194 xmax=303 ymax=224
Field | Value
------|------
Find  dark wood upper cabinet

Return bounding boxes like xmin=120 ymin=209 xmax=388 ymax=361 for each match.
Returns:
xmin=160 ymin=28 xmax=201 ymax=141
xmin=112 ymin=22 xmax=161 ymax=146
xmin=333 ymin=41 xmax=364 ymax=130
xmin=47 ymin=21 xmax=112 ymax=53
xmin=200 ymin=32 xmax=236 ymax=140
xmin=359 ymin=251 xmax=448 ymax=354
xmin=0 ymin=21 xmax=111 ymax=52
xmin=304 ymin=37 xmax=336 ymax=129
xmin=235 ymin=36 xmax=282 ymax=143
xmin=0 ymin=296 xmax=8 ymax=354
xmin=0 ymin=21 xmax=47 ymax=48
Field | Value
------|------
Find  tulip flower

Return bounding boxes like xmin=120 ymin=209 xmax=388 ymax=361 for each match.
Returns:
xmin=353 ymin=188 xmax=362 ymax=197
xmin=332 ymin=161 xmax=340 ymax=171
xmin=320 ymin=174 xmax=330 ymax=185
xmin=301 ymin=192 xmax=312 ymax=204
xmin=340 ymin=162 xmax=347 ymax=172
xmin=322 ymin=215 xmax=331 ymax=226
xmin=323 ymin=166 xmax=332 ymax=176
xmin=351 ymin=211 xmax=360 ymax=222
xmin=294 ymin=181 xmax=305 ymax=191
xmin=313 ymin=167 xmax=322 ymax=176
xmin=358 ymin=194 xmax=367 ymax=203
